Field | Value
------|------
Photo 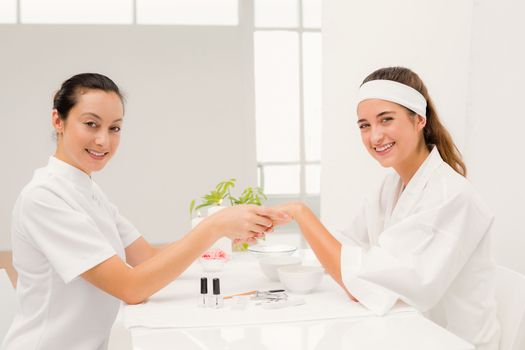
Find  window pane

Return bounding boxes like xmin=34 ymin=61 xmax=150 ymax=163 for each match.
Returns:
xmin=261 ymin=165 xmax=300 ymax=195
xmin=302 ymin=0 xmax=321 ymax=28
xmin=21 ymin=0 xmax=132 ymax=24
xmin=0 ymin=0 xmax=16 ymax=23
xmin=254 ymin=0 xmax=297 ymax=28
xmin=137 ymin=0 xmax=238 ymax=25
xmin=305 ymin=164 xmax=321 ymax=194
xmin=255 ymin=31 xmax=300 ymax=162
xmin=303 ymin=32 xmax=322 ymax=161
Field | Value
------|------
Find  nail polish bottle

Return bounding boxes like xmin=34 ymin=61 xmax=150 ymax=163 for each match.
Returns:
xmin=212 ymin=278 xmax=223 ymax=308
xmin=200 ymin=277 xmax=208 ymax=307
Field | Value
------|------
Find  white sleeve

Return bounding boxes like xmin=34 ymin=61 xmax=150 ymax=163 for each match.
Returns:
xmin=19 ymin=187 xmax=116 ymax=284
xmin=94 ymin=184 xmax=141 ymax=248
xmin=107 ymin=202 xmax=141 ymax=248
xmin=341 ymin=190 xmax=493 ymax=315
xmin=333 ymin=203 xmax=370 ymax=248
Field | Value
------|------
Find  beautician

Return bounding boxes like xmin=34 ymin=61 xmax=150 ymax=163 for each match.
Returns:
xmin=275 ymin=67 xmax=500 ymax=349
xmin=1 ymin=73 xmax=287 ymax=350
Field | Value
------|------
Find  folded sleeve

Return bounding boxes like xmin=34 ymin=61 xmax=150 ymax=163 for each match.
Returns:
xmin=20 ymin=187 xmax=116 ymax=284
xmin=341 ymin=190 xmax=493 ymax=315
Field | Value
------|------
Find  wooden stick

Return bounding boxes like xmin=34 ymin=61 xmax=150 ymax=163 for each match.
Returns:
xmin=223 ymin=290 xmax=257 ymax=300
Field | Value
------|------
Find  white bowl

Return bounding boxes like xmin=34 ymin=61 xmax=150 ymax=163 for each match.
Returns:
xmin=247 ymin=244 xmax=297 ymax=259
xmin=278 ymin=265 xmax=324 ymax=294
xmin=259 ymin=256 xmax=302 ymax=281
xmin=199 ymin=258 xmax=226 ymax=272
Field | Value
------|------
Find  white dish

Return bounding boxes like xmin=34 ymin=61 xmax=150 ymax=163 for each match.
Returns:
xmin=278 ymin=265 xmax=324 ymax=294
xmin=247 ymin=244 xmax=297 ymax=259
xmin=199 ymin=258 xmax=226 ymax=272
xmin=259 ymin=256 xmax=302 ymax=281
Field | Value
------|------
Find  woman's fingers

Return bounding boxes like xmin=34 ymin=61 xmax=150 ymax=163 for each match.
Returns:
xmin=254 ymin=206 xmax=290 ymax=221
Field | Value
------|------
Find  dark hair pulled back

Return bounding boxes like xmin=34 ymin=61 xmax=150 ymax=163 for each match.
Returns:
xmin=53 ymin=73 xmax=124 ymax=120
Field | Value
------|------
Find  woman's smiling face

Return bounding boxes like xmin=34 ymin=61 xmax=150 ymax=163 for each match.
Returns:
xmin=52 ymin=89 xmax=124 ymax=175
xmin=357 ymin=98 xmax=426 ymax=172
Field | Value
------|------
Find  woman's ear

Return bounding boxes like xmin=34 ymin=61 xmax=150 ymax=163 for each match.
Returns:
xmin=416 ymin=115 xmax=427 ymax=131
xmin=51 ymin=109 xmax=64 ymax=135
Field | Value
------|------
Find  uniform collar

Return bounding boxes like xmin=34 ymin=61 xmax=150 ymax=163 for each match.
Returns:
xmin=47 ymin=156 xmax=94 ymax=191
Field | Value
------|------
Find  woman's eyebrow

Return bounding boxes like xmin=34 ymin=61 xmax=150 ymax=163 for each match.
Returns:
xmin=376 ymin=110 xmax=395 ymax=117
xmin=357 ymin=110 xmax=395 ymax=124
xmin=81 ymin=112 xmax=122 ymax=123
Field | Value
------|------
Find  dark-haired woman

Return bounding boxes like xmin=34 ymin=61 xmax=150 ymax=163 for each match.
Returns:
xmin=274 ymin=67 xmax=500 ymax=349
xmin=2 ymin=73 xmax=287 ymax=350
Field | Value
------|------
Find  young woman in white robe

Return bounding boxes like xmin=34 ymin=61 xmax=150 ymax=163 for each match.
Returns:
xmin=274 ymin=67 xmax=500 ymax=350
xmin=2 ymin=73 xmax=287 ymax=350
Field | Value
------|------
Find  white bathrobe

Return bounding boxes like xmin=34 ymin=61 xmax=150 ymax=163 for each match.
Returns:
xmin=339 ymin=147 xmax=500 ymax=349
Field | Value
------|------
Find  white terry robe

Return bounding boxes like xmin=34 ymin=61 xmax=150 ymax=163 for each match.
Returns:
xmin=338 ymin=147 xmax=500 ymax=350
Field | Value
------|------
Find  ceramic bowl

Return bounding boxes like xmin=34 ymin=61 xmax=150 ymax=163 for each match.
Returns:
xmin=259 ymin=256 xmax=302 ymax=281
xmin=199 ymin=258 xmax=226 ymax=272
xmin=278 ymin=265 xmax=324 ymax=294
xmin=247 ymin=244 xmax=297 ymax=259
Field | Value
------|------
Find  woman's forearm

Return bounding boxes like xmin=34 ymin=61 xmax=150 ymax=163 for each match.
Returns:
xmin=287 ymin=203 xmax=355 ymax=299
xmin=124 ymin=221 xmax=219 ymax=303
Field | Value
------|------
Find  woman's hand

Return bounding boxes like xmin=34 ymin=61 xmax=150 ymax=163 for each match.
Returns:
xmin=201 ymin=205 xmax=290 ymax=241
xmin=271 ymin=201 xmax=305 ymax=224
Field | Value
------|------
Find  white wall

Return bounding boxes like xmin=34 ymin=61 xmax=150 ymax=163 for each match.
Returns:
xmin=321 ymin=0 xmax=473 ymax=227
xmin=0 ymin=24 xmax=256 ymax=249
xmin=467 ymin=0 xmax=525 ymax=274
xmin=322 ymin=0 xmax=525 ymax=274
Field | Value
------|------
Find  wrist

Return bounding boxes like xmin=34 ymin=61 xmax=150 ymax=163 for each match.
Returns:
xmin=290 ymin=201 xmax=307 ymax=220
xmin=196 ymin=216 xmax=223 ymax=243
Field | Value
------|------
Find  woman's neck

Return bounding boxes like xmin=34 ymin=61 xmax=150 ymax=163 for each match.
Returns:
xmin=395 ymin=143 xmax=430 ymax=188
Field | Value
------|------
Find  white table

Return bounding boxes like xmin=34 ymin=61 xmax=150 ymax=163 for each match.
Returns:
xmin=124 ymin=251 xmax=474 ymax=350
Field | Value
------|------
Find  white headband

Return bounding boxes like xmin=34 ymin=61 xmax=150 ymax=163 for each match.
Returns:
xmin=358 ymin=79 xmax=427 ymax=118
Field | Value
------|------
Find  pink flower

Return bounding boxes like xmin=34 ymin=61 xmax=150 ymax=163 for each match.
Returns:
xmin=201 ymin=248 xmax=229 ymax=261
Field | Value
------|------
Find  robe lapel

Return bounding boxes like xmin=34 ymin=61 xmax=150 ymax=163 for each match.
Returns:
xmin=386 ymin=147 xmax=444 ymax=228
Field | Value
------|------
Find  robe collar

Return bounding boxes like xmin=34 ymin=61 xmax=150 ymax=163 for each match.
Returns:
xmin=385 ymin=145 xmax=445 ymax=227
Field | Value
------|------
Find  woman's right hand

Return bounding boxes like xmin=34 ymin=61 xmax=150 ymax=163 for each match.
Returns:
xmin=201 ymin=205 xmax=290 ymax=241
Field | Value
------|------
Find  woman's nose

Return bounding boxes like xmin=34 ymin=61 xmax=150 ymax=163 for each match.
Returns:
xmin=370 ymin=127 xmax=384 ymax=145
xmin=95 ymin=131 xmax=108 ymax=146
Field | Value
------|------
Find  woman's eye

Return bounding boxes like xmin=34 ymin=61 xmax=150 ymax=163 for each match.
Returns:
xmin=381 ymin=117 xmax=393 ymax=123
xmin=358 ymin=124 xmax=370 ymax=130
xmin=85 ymin=121 xmax=97 ymax=128
xmin=110 ymin=126 xmax=121 ymax=133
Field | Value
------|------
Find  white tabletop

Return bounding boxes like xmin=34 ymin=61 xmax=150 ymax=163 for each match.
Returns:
xmin=124 ymin=251 xmax=474 ymax=350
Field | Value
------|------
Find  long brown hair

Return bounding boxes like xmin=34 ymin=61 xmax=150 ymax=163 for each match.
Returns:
xmin=361 ymin=67 xmax=467 ymax=177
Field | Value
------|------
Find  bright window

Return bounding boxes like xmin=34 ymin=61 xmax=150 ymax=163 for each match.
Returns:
xmin=137 ymin=0 xmax=238 ymax=25
xmin=302 ymin=0 xmax=322 ymax=28
xmin=254 ymin=1 xmax=323 ymax=204
xmin=13 ymin=0 xmax=238 ymax=25
xmin=303 ymin=32 xmax=322 ymax=161
xmin=0 ymin=0 xmax=16 ymax=23
xmin=254 ymin=31 xmax=300 ymax=162
xmin=20 ymin=0 xmax=133 ymax=24
xmin=254 ymin=0 xmax=297 ymax=28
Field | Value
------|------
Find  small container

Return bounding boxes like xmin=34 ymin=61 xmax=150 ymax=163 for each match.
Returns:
xmin=278 ymin=265 xmax=324 ymax=294
xmin=259 ymin=256 xmax=302 ymax=281
xmin=199 ymin=277 xmax=208 ymax=307
xmin=212 ymin=278 xmax=223 ymax=308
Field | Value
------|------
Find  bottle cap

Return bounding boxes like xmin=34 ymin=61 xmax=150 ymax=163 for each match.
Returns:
xmin=213 ymin=278 xmax=220 ymax=295
xmin=200 ymin=277 xmax=208 ymax=294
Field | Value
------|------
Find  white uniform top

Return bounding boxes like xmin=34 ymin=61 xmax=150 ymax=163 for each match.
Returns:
xmin=2 ymin=157 xmax=141 ymax=350
xmin=338 ymin=147 xmax=500 ymax=350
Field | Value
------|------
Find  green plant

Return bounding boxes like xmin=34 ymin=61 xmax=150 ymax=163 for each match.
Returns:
xmin=190 ymin=178 xmax=236 ymax=217
xmin=229 ymin=186 xmax=267 ymax=206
